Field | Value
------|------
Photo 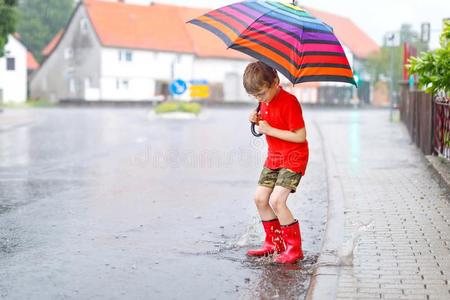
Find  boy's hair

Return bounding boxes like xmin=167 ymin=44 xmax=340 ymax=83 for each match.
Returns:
xmin=243 ymin=61 xmax=279 ymax=94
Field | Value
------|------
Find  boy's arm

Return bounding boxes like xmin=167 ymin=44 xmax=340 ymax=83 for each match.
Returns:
xmin=258 ymin=121 xmax=306 ymax=143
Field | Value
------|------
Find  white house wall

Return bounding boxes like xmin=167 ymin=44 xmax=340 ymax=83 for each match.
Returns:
xmin=0 ymin=35 xmax=27 ymax=103
xmin=100 ymin=48 xmax=195 ymax=101
xmin=30 ymin=4 xmax=102 ymax=101
xmin=192 ymin=58 xmax=252 ymax=102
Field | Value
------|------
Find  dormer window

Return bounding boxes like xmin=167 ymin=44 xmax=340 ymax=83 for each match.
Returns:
xmin=80 ymin=18 xmax=89 ymax=34
xmin=118 ymin=50 xmax=133 ymax=62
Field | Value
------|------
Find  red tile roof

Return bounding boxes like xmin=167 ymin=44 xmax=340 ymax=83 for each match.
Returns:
xmin=41 ymin=30 xmax=64 ymax=57
xmin=86 ymin=1 xmax=193 ymax=53
xmin=43 ymin=1 xmax=378 ymax=60
xmin=27 ymin=51 xmax=40 ymax=70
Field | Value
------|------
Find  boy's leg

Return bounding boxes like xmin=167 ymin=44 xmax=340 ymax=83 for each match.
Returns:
xmin=247 ymin=186 xmax=284 ymax=257
xmin=269 ymin=170 xmax=304 ymax=263
xmin=269 ymin=168 xmax=302 ymax=225
xmin=268 ymin=186 xmax=295 ymax=225
xmin=254 ymin=186 xmax=277 ymax=221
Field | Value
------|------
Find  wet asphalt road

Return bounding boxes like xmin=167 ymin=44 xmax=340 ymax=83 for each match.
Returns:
xmin=0 ymin=107 xmax=328 ymax=300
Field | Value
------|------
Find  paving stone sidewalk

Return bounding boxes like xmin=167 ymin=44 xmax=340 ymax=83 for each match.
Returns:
xmin=315 ymin=110 xmax=450 ymax=300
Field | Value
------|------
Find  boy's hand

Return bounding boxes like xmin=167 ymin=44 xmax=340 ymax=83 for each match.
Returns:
xmin=249 ymin=110 xmax=259 ymax=123
xmin=258 ymin=120 xmax=272 ymax=134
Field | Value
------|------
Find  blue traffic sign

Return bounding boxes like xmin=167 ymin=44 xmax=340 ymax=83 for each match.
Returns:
xmin=189 ymin=79 xmax=208 ymax=85
xmin=169 ymin=79 xmax=187 ymax=95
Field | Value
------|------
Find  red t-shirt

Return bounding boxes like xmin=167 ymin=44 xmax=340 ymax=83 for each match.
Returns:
xmin=259 ymin=87 xmax=309 ymax=175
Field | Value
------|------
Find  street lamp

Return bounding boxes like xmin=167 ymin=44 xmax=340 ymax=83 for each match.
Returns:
xmin=385 ymin=32 xmax=398 ymax=122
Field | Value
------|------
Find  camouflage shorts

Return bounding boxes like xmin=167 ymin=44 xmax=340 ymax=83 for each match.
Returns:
xmin=258 ymin=167 xmax=302 ymax=193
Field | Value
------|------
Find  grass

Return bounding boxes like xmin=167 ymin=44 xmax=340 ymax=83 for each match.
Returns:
xmin=154 ymin=101 xmax=202 ymax=115
xmin=0 ymin=99 xmax=55 ymax=109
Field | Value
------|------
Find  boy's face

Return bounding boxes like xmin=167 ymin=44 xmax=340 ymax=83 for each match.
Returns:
xmin=251 ymin=82 xmax=279 ymax=103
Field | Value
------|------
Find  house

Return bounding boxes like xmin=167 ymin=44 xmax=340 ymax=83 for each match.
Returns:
xmin=0 ymin=34 xmax=28 ymax=104
xmin=30 ymin=0 xmax=379 ymax=104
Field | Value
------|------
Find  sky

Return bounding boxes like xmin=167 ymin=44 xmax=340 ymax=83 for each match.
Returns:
xmin=155 ymin=0 xmax=449 ymax=49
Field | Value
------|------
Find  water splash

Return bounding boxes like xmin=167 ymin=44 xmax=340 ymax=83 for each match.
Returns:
xmin=337 ymin=219 xmax=374 ymax=266
xmin=312 ymin=218 xmax=374 ymax=269
xmin=235 ymin=215 xmax=262 ymax=247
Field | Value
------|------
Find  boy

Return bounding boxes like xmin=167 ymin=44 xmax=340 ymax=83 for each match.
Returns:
xmin=244 ymin=61 xmax=309 ymax=264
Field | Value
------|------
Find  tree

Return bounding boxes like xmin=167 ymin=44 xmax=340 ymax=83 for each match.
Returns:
xmin=17 ymin=0 xmax=74 ymax=62
xmin=365 ymin=24 xmax=428 ymax=83
xmin=0 ymin=0 xmax=18 ymax=57
xmin=363 ymin=24 xmax=429 ymax=101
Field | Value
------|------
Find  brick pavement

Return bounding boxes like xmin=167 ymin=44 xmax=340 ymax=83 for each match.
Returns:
xmin=308 ymin=109 xmax=450 ymax=300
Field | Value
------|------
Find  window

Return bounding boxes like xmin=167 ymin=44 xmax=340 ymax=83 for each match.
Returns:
xmin=42 ymin=78 xmax=47 ymax=91
xmin=80 ymin=18 xmax=89 ymax=34
xmin=69 ymin=78 xmax=76 ymax=94
xmin=84 ymin=77 xmax=91 ymax=89
xmin=118 ymin=50 xmax=133 ymax=62
xmin=155 ymin=80 xmax=169 ymax=97
xmin=64 ymin=48 xmax=73 ymax=59
xmin=6 ymin=57 xmax=15 ymax=71
xmin=116 ymin=79 xmax=129 ymax=90
xmin=125 ymin=51 xmax=132 ymax=61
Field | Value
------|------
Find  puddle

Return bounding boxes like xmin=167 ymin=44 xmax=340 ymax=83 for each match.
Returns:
xmin=178 ymin=215 xmax=320 ymax=300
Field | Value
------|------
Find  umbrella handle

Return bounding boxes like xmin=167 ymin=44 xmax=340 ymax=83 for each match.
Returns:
xmin=251 ymin=103 xmax=263 ymax=137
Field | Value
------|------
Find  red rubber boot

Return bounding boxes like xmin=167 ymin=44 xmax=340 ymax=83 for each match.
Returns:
xmin=247 ymin=219 xmax=285 ymax=257
xmin=274 ymin=220 xmax=304 ymax=264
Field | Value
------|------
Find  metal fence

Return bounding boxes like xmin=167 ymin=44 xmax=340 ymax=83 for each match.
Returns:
xmin=434 ymin=96 xmax=450 ymax=159
xmin=399 ymin=82 xmax=450 ymax=159
xmin=399 ymin=83 xmax=434 ymax=155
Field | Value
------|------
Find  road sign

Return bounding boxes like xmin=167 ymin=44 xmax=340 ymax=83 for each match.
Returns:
xmin=169 ymin=79 xmax=187 ymax=95
xmin=189 ymin=80 xmax=209 ymax=99
xmin=421 ymin=23 xmax=431 ymax=43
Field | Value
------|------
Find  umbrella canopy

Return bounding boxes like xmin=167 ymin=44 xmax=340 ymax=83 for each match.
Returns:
xmin=188 ymin=0 xmax=356 ymax=86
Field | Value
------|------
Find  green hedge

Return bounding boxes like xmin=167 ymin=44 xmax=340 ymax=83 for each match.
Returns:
xmin=0 ymin=99 xmax=55 ymax=108
xmin=154 ymin=101 xmax=202 ymax=115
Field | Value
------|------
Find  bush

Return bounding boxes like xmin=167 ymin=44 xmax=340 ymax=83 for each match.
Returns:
xmin=0 ymin=99 xmax=55 ymax=108
xmin=154 ymin=101 xmax=202 ymax=115
xmin=407 ymin=20 xmax=450 ymax=96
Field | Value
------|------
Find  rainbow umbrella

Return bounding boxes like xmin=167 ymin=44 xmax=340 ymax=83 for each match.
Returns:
xmin=188 ymin=0 xmax=356 ymax=86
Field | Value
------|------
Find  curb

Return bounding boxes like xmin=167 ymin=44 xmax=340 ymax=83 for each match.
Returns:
xmin=425 ymin=155 xmax=450 ymax=192
xmin=305 ymin=122 xmax=345 ymax=300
